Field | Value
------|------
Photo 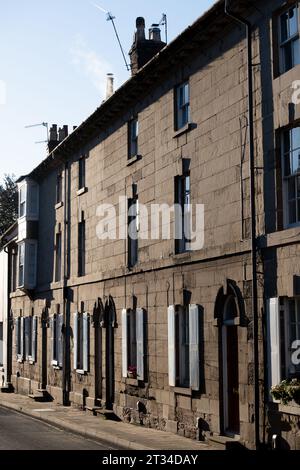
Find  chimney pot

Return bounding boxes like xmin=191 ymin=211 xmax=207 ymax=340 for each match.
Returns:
xmin=49 ymin=124 xmax=58 ymax=142
xmin=136 ymin=17 xmax=145 ymax=41
xmin=149 ymin=24 xmax=161 ymax=42
xmin=106 ymin=73 xmax=114 ymax=100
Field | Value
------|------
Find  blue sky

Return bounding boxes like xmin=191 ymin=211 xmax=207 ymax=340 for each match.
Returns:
xmin=0 ymin=0 xmax=216 ymax=178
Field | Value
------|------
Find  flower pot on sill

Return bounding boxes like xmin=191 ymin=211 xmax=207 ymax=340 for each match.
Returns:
xmin=127 ymin=371 xmax=137 ymax=379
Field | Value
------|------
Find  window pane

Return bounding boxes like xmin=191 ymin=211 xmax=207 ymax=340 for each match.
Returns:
xmin=284 ymin=130 xmax=291 ymax=154
xmin=289 ymin=7 xmax=298 ymax=37
xmin=281 ymin=11 xmax=289 ymax=42
xmin=283 ymin=42 xmax=293 ymax=72
xmin=293 ymin=38 xmax=300 ymax=66
xmin=288 ymin=178 xmax=296 ymax=200
xmin=184 ymin=83 xmax=189 ymax=105
xmin=292 ymin=127 xmax=300 ymax=150
xmin=292 ymin=149 xmax=300 ymax=173
xmin=289 ymin=200 xmax=296 ymax=224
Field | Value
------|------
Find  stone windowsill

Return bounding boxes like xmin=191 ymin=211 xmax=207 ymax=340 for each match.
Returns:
xmin=126 ymin=378 xmax=139 ymax=386
xmin=173 ymin=122 xmax=196 ymax=138
xmin=172 ymin=251 xmax=192 ymax=262
xmin=278 ymin=402 xmax=300 ymax=415
xmin=55 ymin=201 xmax=63 ymax=210
xmin=171 ymin=386 xmax=192 ymax=396
xmin=77 ymin=187 xmax=88 ymax=196
xmin=76 ymin=369 xmax=87 ymax=376
xmin=127 ymin=154 xmax=142 ymax=166
xmin=50 ymin=281 xmax=64 ymax=290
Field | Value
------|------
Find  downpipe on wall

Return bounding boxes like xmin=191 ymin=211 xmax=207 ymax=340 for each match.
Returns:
xmin=224 ymin=0 xmax=260 ymax=449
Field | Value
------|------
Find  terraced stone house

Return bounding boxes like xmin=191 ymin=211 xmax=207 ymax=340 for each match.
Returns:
xmin=2 ymin=0 xmax=300 ymax=450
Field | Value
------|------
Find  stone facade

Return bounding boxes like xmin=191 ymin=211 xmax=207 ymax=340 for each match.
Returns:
xmin=4 ymin=0 xmax=300 ymax=450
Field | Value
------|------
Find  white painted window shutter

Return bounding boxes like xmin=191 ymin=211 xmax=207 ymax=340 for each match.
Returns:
xmin=32 ymin=316 xmax=38 ymax=363
xmin=136 ymin=308 xmax=144 ymax=381
xmin=266 ymin=298 xmax=281 ymax=390
xmin=122 ymin=309 xmax=128 ymax=378
xmin=50 ymin=316 xmax=54 ymax=362
xmin=24 ymin=317 xmax=30 ymax=360
xmin=15 ymin=317 xmax=19 ymax=358
xmin=168 ymin=305 xmax=176 ymax=387
xmin=189 ymin=304 xmax=200 ymax=391
xmin=20 ymin=317 xmax=24 ymax=360
xmin=83 ymin=313 xmax=89 ymax=372
xmin=58 ymin=314 xmax=64 ymax=368
xmin=73 ymin=312 xmax=78 ymax=370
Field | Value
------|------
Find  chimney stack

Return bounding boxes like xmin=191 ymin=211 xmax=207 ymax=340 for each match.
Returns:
xmin=129 ymin=17 xmax=166 ymax=75
xmin=58 ymin=125 xmax=69 ymax=142
xmin=106 ymin=73 xmax=114 ymax=100
xmin=48 ymin=124 xmax=58 ymax=152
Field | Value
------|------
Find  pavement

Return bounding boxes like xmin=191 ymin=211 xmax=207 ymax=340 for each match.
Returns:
xmin=0 ymin=392 xmax=214 ymax=451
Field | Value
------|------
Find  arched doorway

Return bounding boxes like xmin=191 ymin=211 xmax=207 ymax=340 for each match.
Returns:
xmin=215 ymin=280 xmax=244 ymax=437
xmin=104 ymin=296 xmax=117 ymax=410
xmin=222 ymin=295 xmax=240 ymax=436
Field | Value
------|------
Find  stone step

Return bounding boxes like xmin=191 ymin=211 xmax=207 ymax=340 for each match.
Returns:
xmin=94 ymin=409 xmax=121 ymax=421
xmin=85 ymin=406 xmax=102 ymax=416
xmin=28 ymin=389 xmax=52 ymax=402
xmin=208 ymin=434 xmax=242 ymax=450
xmin=1 ymin=383 xmax=14 ymax=394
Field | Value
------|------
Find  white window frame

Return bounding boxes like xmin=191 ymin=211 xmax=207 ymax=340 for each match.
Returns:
xmin=73 ymin=312 xmax=89 ymax=374
xmin=18 ymin=242 xmax=25 ymax=288
xmin=175 ymin=81 xmax=190 ymax=130
xmin=282 ymin=298 xmax=300 ymax=379
xmin=19 ymin=184 xmax=26 ymax=218
xmin=51 ymin=314 xmax=63 ymax=368
xmin=16 ymin=316 xmax=24 ymax=363
xmin=17 ymin=179 xmax=39 ymax=220
xmin=122 ymin=308 xmax=145 ymax=381
xmin=24 ymin=316 xmax=38 ymax=364
xmin=128 ymin=117 xmax=139 ymax=159
xmin=281 ymin=127 xmax=300 ymax=228
xmin=279 ymin=4 xmax=300 ymax=74
xmin=168 ymin=304 xmax=201 ymax=390
xmin=17 ymin=240 xmax=38 ymax=290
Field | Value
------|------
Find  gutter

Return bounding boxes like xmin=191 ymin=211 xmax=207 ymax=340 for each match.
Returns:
xmin=224 ymin=0 xmax=260 ymax=449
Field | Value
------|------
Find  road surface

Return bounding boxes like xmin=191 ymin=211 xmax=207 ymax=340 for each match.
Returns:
xmin=0 ymin=406 xmax=116 ymax=450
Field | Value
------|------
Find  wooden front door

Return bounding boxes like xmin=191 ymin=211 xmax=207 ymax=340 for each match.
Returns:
xmin=105 ymin=309 xmax=115 ymax=410
xmin=224 ymin=325 xmax=240 ymax=435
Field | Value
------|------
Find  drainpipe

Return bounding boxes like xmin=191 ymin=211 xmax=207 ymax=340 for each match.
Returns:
xmin=62 ymin=161 xmax=70 ymax=406
xmin=224 ymin=1 xmax=260 ymax=449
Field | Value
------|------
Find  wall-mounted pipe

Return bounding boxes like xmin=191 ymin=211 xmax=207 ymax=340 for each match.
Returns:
xmin=224 ymin=0 xmax=260 ymax=449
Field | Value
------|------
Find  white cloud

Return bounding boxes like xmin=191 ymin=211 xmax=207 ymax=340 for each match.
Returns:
xmin=70 ymin=36 xmax=113 ymax=98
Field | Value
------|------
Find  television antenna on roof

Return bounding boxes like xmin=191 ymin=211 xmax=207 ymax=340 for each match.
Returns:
xmin=159 ymin=13 xmax=168 ymax=44
xmin=25 ymin=122 xmax=49 ymax=144
xmin=92 ymin=3 xmax=131 ymax=72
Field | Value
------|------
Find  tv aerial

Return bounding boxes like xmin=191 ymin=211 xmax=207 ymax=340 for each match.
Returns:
xmin=159 ymin=13 xmax=168 ymax=44
xmin=25 ymin=122 xmax=49 ymax=144
xmin=92 ymin=3 xmax=131 ymax=71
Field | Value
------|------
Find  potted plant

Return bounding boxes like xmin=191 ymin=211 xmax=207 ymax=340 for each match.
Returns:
xmin=127 ymin=366 xmax=137 ymax=379
xmin=271 ymin=379 xmax=300 ymax=405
